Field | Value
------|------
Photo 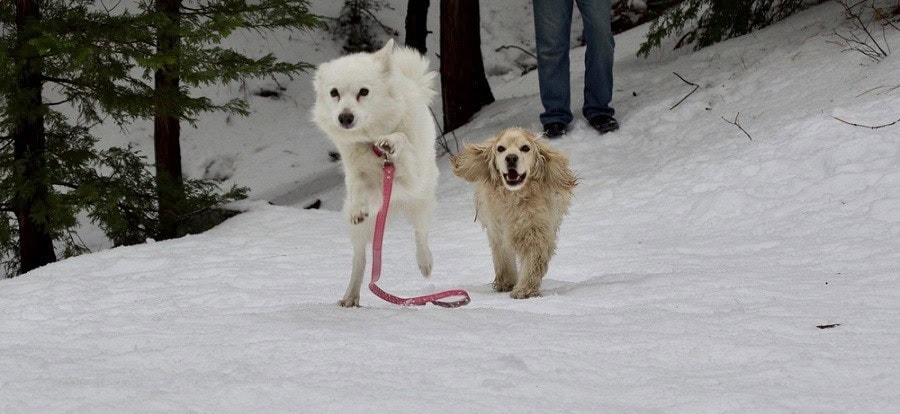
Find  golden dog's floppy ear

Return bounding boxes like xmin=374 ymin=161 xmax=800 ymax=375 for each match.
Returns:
xmin=450 ymin=141 xmax=495 ymax=183
xmin=534 ymin=139 xmax=577 ymax=194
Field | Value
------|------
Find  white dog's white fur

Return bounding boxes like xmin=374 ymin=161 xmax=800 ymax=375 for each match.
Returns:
xmin=312 ymin=39 xmax=439 ymax=307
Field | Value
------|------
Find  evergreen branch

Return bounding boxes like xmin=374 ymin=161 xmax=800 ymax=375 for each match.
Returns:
xmin=45 ymin=96 xmax=77 ymax=106
xmin=42 ymin=75 xmax=83 ymax=86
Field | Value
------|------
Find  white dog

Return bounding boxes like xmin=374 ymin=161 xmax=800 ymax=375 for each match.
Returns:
xmin=312 ymin=39 xmax=439 ymax=307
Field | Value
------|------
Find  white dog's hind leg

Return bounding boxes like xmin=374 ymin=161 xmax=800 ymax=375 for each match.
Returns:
xmin=405 ymin=199 xmax=434 ymax=278
xmin=339 ymin=222 xmax=373 ymax=307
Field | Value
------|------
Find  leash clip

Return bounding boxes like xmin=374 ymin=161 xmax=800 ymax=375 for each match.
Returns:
xmin=371 ymin=143 xmax=392 ymax=165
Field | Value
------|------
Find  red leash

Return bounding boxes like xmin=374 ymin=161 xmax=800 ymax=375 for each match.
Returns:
xmin=368 ymin=145 xmax=470 ymax=308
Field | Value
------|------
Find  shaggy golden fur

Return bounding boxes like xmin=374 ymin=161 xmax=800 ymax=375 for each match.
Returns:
xmin=450 ymin=127 xmax=576 ymax=298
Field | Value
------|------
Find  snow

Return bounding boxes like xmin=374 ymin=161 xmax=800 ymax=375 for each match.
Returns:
xmin=3 ymin=1 xmax=900 ymax=412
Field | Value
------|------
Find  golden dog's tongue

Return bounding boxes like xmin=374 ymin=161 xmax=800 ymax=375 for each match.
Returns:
xmin=507 ymin=170 xmax=519 ymax=181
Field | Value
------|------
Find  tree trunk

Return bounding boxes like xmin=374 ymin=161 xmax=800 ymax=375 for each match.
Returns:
xmin=154 ymin=0 xmax=184 ymax=240
xmin=440 ymin=0 xmax=494 ymax=132
xmin=13 ymin=0 xmax=57 ymax=274
xmin=405 ymin=0 xmax=430 ymax=54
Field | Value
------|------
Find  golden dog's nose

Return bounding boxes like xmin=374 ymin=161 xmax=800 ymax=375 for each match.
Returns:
xmin=505 ymin=154 xmax=518 ymax=167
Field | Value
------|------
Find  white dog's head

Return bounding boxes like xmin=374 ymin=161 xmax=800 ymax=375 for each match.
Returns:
xmin=451 ymin=127 xmax=577 ymax=193
xmin=312 ymin=39 xmax=400 ymax=140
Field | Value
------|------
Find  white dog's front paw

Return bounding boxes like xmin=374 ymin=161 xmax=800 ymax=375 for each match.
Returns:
xmin=375 ymin=132 xmax=406 ymax=157
xmin=376 ymin=139 xmax=396 ymax=156
xmin=337 ymin=296 xmax=360 ymax=307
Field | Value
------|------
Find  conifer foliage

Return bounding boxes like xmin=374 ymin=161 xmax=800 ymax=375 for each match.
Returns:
xmin=638 ymin=0 xmax=816 ymax=56
xmin=0 ymin=1 xmax=317 ymax=276
xmin=136 ymin=0 xmax=317 ymax=240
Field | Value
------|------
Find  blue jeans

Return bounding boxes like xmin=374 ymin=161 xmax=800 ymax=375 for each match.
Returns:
xmin=533 ymin=0 xmax=615 ymax=125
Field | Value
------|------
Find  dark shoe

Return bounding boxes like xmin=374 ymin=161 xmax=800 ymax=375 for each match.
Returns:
xmin=589 ymin=115 xmax=619 ymax=134
xmin=543 ymin=122 xmax=568 ymax=139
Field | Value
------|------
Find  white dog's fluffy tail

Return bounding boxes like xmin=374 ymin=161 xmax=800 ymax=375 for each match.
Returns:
xmin=391 ymin=44 xmax=438 ymax=103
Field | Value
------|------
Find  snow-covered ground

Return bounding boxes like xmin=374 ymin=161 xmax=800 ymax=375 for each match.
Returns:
xmin=3 ymin=1 xmax=900 ymax=412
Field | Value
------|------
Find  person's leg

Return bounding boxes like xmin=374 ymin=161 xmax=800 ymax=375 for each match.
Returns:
xmin=533 ymin=0 xmax=575 ymax=126
xmin=576 ymin=0 xmax=615 ymax=119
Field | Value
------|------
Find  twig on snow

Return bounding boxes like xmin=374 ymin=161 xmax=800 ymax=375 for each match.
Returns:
xmin=670 ymin=72 xmax=700 ymax=110
xmin=721 ymin=112 xmax=753 ymax=141
xmin=831 ymin=115 xmax=900 ymax=129
xmin=494 ymin=45 xmax=537 ymax=59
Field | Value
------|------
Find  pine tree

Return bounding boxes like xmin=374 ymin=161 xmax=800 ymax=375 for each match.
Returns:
xmin=405 ymin=0 xmax=430 ymax=54
xmin=637 ymin=0 xmax=814 ymax=57
xmin=440 ymin=0 xmax=494 ymax=132
xmin=1 ymin=1 xmax=318 ymax=276
xmin=131 ymin=0 xmax=318 ymax=240
xmin=329 ymin=0 xmax=398 ymax=53
xmin=1 ymin=0 xmax=151 ymax=275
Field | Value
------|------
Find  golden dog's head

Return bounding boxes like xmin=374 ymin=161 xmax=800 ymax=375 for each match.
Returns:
xmin=451 ymin=127 xmax=576 ymax=193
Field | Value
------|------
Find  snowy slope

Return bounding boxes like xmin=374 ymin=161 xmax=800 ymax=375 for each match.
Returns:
xmin=2 ymin=2 xmax=900 ymax=412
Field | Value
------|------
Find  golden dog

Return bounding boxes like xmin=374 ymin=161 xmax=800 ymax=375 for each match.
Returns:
xmin=451 ymin=127 xmax=576 ymax=298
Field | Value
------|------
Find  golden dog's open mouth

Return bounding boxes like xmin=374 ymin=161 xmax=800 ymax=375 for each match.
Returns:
xmin=503 ymin=169 xmax=526 ymax=187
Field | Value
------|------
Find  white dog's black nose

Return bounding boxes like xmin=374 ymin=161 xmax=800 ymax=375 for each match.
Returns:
xmin=338 ymin=112 xmax=355 ymax=128
xmin=505 ymin=154 xmax=518 ymax=167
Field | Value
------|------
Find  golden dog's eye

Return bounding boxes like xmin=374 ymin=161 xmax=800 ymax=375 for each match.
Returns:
xmin=330 ymin=88 xmax=339 ymax=98
xmin=497 ymin=145 xmax=506 ymax=153
xmin=358 ymin=88 xmax=369 ymax=97
xmin=520 ymin=145 xmax=530 ymax=152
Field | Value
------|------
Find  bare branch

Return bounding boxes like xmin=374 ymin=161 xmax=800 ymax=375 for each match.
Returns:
xmin=494 ymin=45 xmax=537 ymax=59
xmin=670 ymin=72 xmax=699 ymax=110
xmin=831 ymin=0 xmax=896 ymax=62
xmin=722 ymin=112 xmax=753 ymax=141
xmin=831 ymin=115 xmax=900 ymax=129
xmin=429 ymin=106 xmax=458 ymax=155
xmin=853 ymin=84 xmax=899 ymax=97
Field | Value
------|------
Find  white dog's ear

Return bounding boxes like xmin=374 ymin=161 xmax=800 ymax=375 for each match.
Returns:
xmin=373 ymin=38 xmax=395 ymax=73
xmin=535 ymin=139 xmax=577 ymax=194
xmin=451 ymin=142 xmax=495 ymax=183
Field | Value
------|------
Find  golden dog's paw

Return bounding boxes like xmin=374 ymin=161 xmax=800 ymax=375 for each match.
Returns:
xmin=492 ymin=280 xmax=515 ymax=292
xmin=337 ymin=296 xmax=360 ymax=307
xmin=510 ymin=286 xmax=540 ymax=299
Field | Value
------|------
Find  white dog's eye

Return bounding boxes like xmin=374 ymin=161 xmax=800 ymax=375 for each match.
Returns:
xmin=358 ymin=88 xmax=369 ymax=98
xmin=330 ymin=88 xmax=339 ymax=98
xmin=497 ymin=145 xmax=506 ymax=153
xmin=520 ymin=145 xmax=530 ymax=153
